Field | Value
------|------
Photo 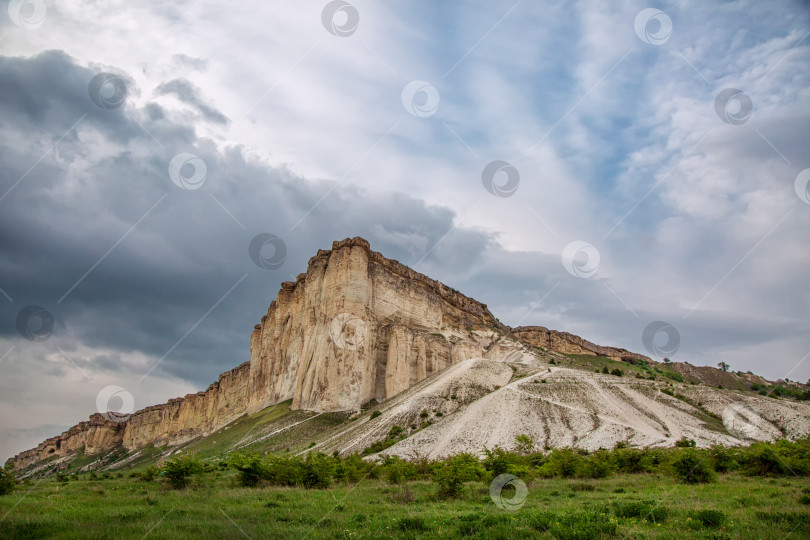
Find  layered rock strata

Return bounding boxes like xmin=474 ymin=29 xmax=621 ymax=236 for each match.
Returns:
xmin=7 ymin=237 xmax=649 ymax=469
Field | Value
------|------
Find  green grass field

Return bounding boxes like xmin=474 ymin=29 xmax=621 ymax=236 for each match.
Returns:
xmin=2 ymin=472 xmax=808 ymax=539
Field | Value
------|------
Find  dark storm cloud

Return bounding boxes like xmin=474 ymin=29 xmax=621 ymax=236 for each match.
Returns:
xmin=0 ymin=51 xmax=495 ymax=387
xmin=155 ymin=78 xmax=229 ymax=124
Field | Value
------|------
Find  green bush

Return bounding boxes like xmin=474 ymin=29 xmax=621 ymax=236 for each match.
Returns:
xmin=675 ymin=437 xmax=696 ymax=448
xmin=482 ymin=446 xmax=526 ymax=478
xmin=300 ymin=452 xmax=335 ymax=489
xmin=538 ymin=448 xmax=582 ymax=478
xmin=579 ymin=450 xmax=615 ymax=478
xmin=672 ymin=449 xmax=715 ymax=484
xmin=0 ymin=466 xmax=15 ymax=496
xmin=141 ymin=466 xmax=159 ymax=482
xmin=612 ymin=448 xmax=654 ymax=474
xmin=228 ymin=452 xmax=267 ymax=487
xmin=613 ymin=500 xmax=668 ymax=522
xmin=709 ymin=445 xmax=738 ymax=473
xmin=334 ymin=454 xmax=369 ymax=484
xmin=691 ymin=509 xmax=726 ymax=527
xmin=161 ymin=454 xmax=204 ymax=489
xmin=383 ymin=456 xmax=416 ymax=484
xmin=370 ymin=410 xmax=382 ymax=419
xmin=433 ymin=453 xmax=484 ymax=498
xmin=610 ymin=368 xmax=623 ymax=377
xmin=529 ymin=510 xmax=618 ymax=539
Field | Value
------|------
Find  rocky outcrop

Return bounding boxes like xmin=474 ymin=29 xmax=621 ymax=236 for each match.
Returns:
xmin=247 ymin=237 xmax=502 ymax=414
xmin=511 ymin=325 xmax=651 ymax=363
xmin=9 ymin=414 xmax=125 ymax=470
xmin=7 ymin=237 xmax=652 ymax=470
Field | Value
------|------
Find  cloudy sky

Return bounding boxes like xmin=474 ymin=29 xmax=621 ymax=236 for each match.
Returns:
xmin=1 ymin=0 xmax=809 ymax=461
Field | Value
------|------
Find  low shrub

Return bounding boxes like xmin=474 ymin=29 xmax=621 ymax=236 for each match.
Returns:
xmin=529 ymin=510 xmax=618 ymax=539
xmin=228 ymin=452 xmax=267 ymax=487
xmin=613 ymin=500 xmax=668 ymax=522
xmin=161 ymin=454 xmax=204 ymax=489
xmin=433 ymin=453 xmax=484 ymax=498
xmin=370 ymin=410 xmax=382 ymax=419
xmin=672 ymin=450 xmax=716 ymax=484
xmin=691 ymin=509 xmax=726 ymax=527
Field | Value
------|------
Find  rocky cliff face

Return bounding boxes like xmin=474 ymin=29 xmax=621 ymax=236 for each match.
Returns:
xmin=8 ymin=237 xmax=650 ymax=470
xmin=247 ymin=237 xmax=502 ymax=414
xmin=510 ymin=325 xmax=651 ymax=363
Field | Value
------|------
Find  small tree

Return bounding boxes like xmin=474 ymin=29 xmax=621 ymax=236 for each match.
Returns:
xmin=0 ymin=464 xmax=16 ymax=496
xmin=228 ymin=452 xmax=267 ymax=487
xmin=161 ymin=454 xmax=204 ymax=489
xmin=717 ymin=362 xmax=730 ymax=372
